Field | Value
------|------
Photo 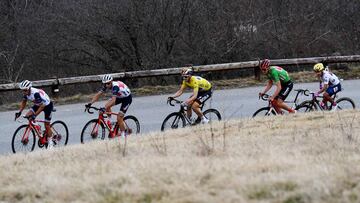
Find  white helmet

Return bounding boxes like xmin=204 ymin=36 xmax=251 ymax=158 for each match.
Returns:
xmin=102 ymin=74 xmax=113 ymax=83
xmin=19 ymin=80 xmax=32 ymax=90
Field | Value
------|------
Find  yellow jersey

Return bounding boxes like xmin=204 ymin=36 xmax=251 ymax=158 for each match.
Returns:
xmin=181 ymin=76 xmax=212 ymax=92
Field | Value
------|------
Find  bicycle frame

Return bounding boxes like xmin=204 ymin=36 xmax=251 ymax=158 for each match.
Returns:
xmin=167 ymin=98 xmax=206 ymax=125
xmin=19 ymin=118 xmax=47 ymax=144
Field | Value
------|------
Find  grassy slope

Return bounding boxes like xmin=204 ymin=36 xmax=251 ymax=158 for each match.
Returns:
xmin=1 ymin=110 xmax=360 ymax=203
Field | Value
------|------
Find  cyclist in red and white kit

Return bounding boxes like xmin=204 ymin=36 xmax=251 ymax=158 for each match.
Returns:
xmin=85 ymin=74 xmax=132 ymax=138
xmin=15 ymin=80 xmax=55 ymax=148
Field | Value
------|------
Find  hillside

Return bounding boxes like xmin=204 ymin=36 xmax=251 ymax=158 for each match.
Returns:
xmin=1 ymin=111 xmax=360 ymax=203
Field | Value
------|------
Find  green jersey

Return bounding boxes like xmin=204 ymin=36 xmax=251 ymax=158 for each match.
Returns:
xmin=267 ymin=66 xmax=291 ymax=84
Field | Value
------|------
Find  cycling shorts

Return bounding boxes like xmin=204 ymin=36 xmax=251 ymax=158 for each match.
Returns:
xmin=194 ymin=88 xmax=212 ymax=104
xmin=326 ymin=83 xmax=341 ymax=96
xmin=31 ymin=102 xmax=54 ymax=122
xmin=115 ymin=95 xmax=132 ymax=114
xmin=276 ymin=81 xmax=293 ymax=101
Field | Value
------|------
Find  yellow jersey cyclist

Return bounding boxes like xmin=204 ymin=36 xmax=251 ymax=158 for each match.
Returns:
xmin=313 ymin=63 xmax=341 ymax=110
xmin=169 ymin=67 xmax=212 ymax=124
xmin=85 ymin=74 xmax=132 ymax=138
xmin=15 ymin=80 xmax=55 ymax=148
xmin=259 ymin=59 xmax=296 ymax=114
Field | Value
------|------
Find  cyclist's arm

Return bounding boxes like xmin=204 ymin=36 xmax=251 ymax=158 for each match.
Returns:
xmin=317 ymin=84 xmax=328 ymax=94
xmin=171 ymin=85 xmax=186 ymax=98
xmin=89 ymin=91 xmax=104 ymax=104
xmin=18 ymin=100 xmax=27 ymax=113
xmin=261 ymin=80 xmax=273 ymax=94
xmin=272 ymin=81 xmax=282 ymax=98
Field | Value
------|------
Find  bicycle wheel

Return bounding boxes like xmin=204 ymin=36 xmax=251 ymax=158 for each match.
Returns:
xmin=12 ymin=125 xmax=36 ymax=153
xmin=80 ymin=119 xmax=105 ymax=144
xmin=203 ymin=109 xmax=222 ymax=122
xmin=336 ymin=97 xmax=356 ymax=110
xmin=124 ymin=115 xmax=140 ymax=134
xmin=51 ymin=120 xmax=69 ymax=147
xmin=252 ymin=107 xmax=276 ymax=117
xmin=161 ymin=112 xmax=186 ymax=131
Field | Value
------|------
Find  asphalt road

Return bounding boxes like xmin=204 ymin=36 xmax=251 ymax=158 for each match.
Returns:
xmin=1 ymin=80 xmax=359 ymax=154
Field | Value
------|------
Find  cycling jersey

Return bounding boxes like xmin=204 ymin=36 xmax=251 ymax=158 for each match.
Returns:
xmin=181 ymin=76 xmax=212 ymax=92
xmin=101 ymin=81 xmax=131 ymax=98
xmin=321 ymin=71 xmax=340 ymax=86
xmin=267 ymin=66 xmax=291 ymax=84
xmin=23 ymin=87 xmax=51 ymax=106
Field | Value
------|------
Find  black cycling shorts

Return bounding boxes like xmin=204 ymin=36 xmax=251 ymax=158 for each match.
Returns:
xmin=31 ymin=102 xmax=54 ymax=122
xmin=115 ymin=95 xmax=132 ymax=114
xmin=195 ymin=89 xmax=212 ymax=104
xmin=276 ymin=81 xmax=293 ymax=101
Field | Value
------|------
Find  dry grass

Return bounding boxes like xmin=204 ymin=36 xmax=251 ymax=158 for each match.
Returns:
xmin=1 ymin=110 xmax=360 ymax=203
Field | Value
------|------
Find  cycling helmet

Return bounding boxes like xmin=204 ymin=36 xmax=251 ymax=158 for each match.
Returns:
xmin=19 ymin=80 xmax=32 ymax=90
xmin=260 ymin=59 xmax=270 ymax=71
xmin=313 ymin=63 xmax=325 ymax=72
xmin=181 ymin=68 xmax=193 ymax=76
xmin=102 ymin=74 xmax=113 ymax=83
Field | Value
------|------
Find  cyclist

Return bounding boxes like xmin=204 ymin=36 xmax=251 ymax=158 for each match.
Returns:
xmin=15 ymin=80 xmax=55 ymax=148
xmin=258 ymin=59 xmax=296 ymax=114
xmin=85 ymin=74 xmax=132 ymax=138
xmin=168 ymin=66 xmax=211 ymax=124
xmin=313 ymin=63 xmax=341 ymax=110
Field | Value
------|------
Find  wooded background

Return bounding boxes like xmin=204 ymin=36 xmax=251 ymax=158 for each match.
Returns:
xmin=1 ymin=0 xmax=359 ymax=103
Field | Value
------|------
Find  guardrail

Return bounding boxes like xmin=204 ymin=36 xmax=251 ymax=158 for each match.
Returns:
xmin=1 ymin=55 xmax=359 ymax=92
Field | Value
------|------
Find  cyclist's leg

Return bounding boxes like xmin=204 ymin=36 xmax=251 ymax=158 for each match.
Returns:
xmin=276 ymin=82 xmax=295 ymax=113
xmin=25 ymin=105 xmax=38 ymax=117
xmin=325 ymin=84 xmax=341 ymax=106
xmin=192 ymin=90 xmax=212 ymax=120
xmin=186 ymin=94 xmax=193 ymax=119
xmin=43 ymin=102 xmax=54 ymax=138
xmin=117 ymin=95 xmax=132 ymax=136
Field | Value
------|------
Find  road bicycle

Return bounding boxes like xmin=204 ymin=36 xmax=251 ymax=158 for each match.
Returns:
xmin=161 ymin=97 xmax=221 ymax=131
xmin=81 ymin=106 xmax=140 ymax=143
xmin=12 ymin=115 xmax=69 ymax=153
xmin=296 ymin=91 xmax=355 ymax=112
xmin=252 ymin=89 xmax=310 ymax=117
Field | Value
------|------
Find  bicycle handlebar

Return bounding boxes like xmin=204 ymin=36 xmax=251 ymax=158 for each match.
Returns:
xmin=167 ymin=97 xmax=182 ymax=106
xmin=259 ymin=94 xmax=270 ymax=101
xmin=85 ymin=106 xmax=100 ymax=114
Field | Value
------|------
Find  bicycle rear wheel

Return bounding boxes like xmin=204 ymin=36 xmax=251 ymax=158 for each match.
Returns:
xmin=336 ymin=97 xmax=356 ymax=110
xmin=80 ymin=119 xmax=105 ymax=144
xmin=51 ymin=120 xmax=69 ymax=147
xmin=203 ymin=109 xmax=222 ymax=122
xmin=161 ymin=112 xmax=186 ymax=131
xmin=252 ymin=107 xmax=276 ymax=117
xmin=124 ymin=115 xmax=141 ymax=134
xmin=12 ymin=125 xmax=36 ymax=153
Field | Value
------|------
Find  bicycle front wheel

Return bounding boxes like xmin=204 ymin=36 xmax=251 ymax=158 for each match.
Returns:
xmin=252 ymin=107 xmax=276 ymax=117
xmin=51 ymin=120 xmax=69 ymax=147
xmin=203 ymin=109 xmax=222 ymax=122
xmin=161 ymin=112 xmax=186 ymax=131
xmin=80 ymin=119 xmax=105 ymax=144
xmin=12 ymin=125 xmax=36 ymax=153
xmin=336 ymin=97 xmax=356 ymax=110
xmin=124 ymin=115 xmax=141 ymax=134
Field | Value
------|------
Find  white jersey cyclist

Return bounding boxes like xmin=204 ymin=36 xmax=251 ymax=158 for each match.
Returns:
xmin=23 ymin=87 xmax=51 ymax=106
xmin=321 ymin=70 xmax=340 ymax=86
xmin=101 ymin=81 xmax=131 ymax=98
